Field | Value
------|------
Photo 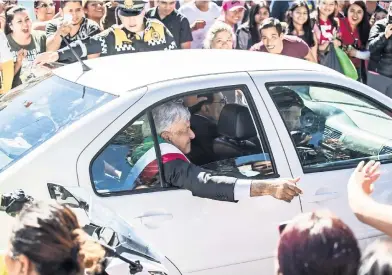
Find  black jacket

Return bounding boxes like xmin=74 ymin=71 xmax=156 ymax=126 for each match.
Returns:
xmin=187 ymin=114 xmax=220 ymax=166
xmin=57 ymin=19 xmax=177 ymax=63
xmin=368 ymin=18 xmax=392 ymax=78
xmin=163 ymin=160 xmax=237 ymax=202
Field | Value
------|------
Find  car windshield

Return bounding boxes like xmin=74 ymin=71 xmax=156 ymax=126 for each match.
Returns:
xmin=0 ymin=74 xmax=116 ymax=172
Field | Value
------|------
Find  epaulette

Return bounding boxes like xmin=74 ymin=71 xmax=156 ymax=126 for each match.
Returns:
xmin=144 ymin=18 xmax=167 ymax=44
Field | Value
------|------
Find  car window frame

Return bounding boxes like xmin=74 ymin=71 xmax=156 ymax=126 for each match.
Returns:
xmin=89 ymin=84 xmax=279 ymax=197
xmin=265 ymin=81 xmax=392 ymax=174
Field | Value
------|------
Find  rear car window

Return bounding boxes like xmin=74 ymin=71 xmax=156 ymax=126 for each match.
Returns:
xmin=0 ymin=74 xmax=116 ymax=172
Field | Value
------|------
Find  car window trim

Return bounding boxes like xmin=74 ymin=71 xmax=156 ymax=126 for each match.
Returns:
xmin=89 ymin=84 xmax=279 ymax=197
xmin=265 ymin=81 xmax=392 ymax=174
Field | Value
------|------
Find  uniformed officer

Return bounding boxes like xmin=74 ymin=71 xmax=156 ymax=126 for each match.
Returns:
xmin=35 ymin=0 xmax=177 ymax=64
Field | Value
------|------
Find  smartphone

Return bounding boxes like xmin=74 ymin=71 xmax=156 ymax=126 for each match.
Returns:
xmin=63 ymin=14 xmax=73 ymax=24
xmin=388 ymin=15 xmax=392 ymax=24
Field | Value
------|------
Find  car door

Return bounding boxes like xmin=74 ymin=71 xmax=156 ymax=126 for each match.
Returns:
xmin=250 ymin=70 xmax=392 ymax=242
xmin=77 ymin=72 xmax=302 ymax=275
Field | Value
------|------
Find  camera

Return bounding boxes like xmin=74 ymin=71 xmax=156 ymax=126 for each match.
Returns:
xmin=0 ymin=189 xmax=33 ymax=215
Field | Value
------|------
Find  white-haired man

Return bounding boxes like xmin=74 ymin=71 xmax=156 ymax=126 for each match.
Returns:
xmin=129 ymin=101 xmax=303 ymax=203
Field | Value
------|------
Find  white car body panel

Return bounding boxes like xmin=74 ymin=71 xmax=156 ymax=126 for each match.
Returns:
xmin=0 ymin=50 xmax=390 ymax=274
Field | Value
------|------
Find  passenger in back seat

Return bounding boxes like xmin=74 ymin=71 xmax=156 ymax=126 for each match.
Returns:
xmin=187 ymin=92 xmax=226 ymax=165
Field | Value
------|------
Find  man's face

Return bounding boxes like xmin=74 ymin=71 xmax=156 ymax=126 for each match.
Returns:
xmin=201 ymin=93 xmax=226 ymax=122
xmin=120 ymin=11 xmax=145 ymax=32
xmin=158 ymin=0 xmax=176 ymax=17
xmin=62 ymin=1 xmax=84 ymax=25
xmin=261 ymin=26 xmax=284 ymax=54
xmin=163 ymin=120 xmax=195 ymax=154
xmin=281 ymin=106 xmax=302 ymax=131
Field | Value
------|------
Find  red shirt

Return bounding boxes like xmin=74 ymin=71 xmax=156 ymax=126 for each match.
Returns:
xmin=250 ymin=35 xmax=310 ymax=60
xmin=339 ymin=17 xmax=362 ymax=68
xmin=318 ymin=18 xmax=334 ymax=44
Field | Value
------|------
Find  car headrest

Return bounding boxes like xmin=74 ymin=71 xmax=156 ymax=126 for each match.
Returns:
xmin=217 ymin=104 xmax=257 ymax=140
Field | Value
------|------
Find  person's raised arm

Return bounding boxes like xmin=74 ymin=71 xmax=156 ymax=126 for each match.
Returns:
xmin=46 ymin=20 xmax=71 ymax=51
xmin=369 ymin=20 xmax=391 ymax=53
xmin=36 ymin=30 xmax=111 ymax=64
xmin=347 ymin=161 xmax=392 ymax=237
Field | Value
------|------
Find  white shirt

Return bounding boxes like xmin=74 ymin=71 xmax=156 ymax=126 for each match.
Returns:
xmin=234 ymin=180 xmax=252 ymax=200
xmin=179 ymin=1 xmax=221 ymax=49
xmin=0 ymin=31 xmax=12 ymax=64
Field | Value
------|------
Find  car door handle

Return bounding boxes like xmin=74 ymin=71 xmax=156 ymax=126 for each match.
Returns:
xmin=308 ymin=190 xmax=339 ymax=203
xmin=135 ymin=209 xmax=173 ymax=229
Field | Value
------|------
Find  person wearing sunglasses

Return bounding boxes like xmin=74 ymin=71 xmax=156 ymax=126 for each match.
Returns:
xmin=32 ymin=0 xmax=57 ymax=31
xmin=187 ymin=92 xmax=227 ymax=165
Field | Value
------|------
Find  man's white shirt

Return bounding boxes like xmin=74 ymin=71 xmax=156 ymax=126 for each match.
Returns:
xmin=179 ymin=1 xmax=221 ymax=49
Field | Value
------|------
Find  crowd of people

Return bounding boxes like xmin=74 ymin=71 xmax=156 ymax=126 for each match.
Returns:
xmin=1 ymin=161 xmax=392 ymax=275
xmin=0 ymin=0 xmax=391 ymax=93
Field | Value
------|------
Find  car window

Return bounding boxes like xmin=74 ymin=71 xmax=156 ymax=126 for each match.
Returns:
xmin=92 ymin=85 xmax=276 ymax=196
xmin=186 ymin=87 xmax=275 ymax=178
xmin=0 ymin=74 xmax=115 ymax=172
xmin=91 ymin=113 xmax=160 ymax=194
xmin=268 ymin=84 xmax=392 ymax=171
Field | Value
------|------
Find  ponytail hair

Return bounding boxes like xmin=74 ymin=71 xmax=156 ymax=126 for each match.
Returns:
xmin=9 ymin=200 xmax=106 ymax=275
xmin=4 ymin=5 xmax=27 ymax=35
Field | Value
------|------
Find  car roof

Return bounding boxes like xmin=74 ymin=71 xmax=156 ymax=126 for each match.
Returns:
xmin=54 ymin=49 xmax=338 ymax=95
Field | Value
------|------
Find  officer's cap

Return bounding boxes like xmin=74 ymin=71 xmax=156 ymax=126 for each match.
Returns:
xmin=118 ymin=0 xmax=147 ymax=17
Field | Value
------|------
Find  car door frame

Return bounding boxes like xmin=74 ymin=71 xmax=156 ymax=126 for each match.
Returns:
xmin=76 ymin=71 xmax=302 ymax=274
xmin=249 ymin=70 xmax=392 ymax=174
xmin=249 ymin=69 xmax=392 ymax=240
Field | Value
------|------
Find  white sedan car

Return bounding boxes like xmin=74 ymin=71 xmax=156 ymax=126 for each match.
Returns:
xmin=1 ymin=50 xmax=392 ymax=275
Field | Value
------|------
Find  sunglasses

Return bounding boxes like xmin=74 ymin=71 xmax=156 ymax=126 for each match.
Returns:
xmin=211 ymin=97 xmax=228 ymax=105
xmin=37 ymin=2 xmax=54 ymax=8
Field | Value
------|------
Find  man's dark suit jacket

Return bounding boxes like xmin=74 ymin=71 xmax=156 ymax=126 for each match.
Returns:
xmin=188 ymin=114 xmax=220 ymax=166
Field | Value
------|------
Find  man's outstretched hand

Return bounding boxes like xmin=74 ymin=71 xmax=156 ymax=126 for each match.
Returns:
xmin=34 ymin=51 xmax=60 ymax=66
xmin=250 ymin=178 xmax=302 ymax=203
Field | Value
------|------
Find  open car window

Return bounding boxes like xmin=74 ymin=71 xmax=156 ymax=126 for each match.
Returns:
xmin=268 ymin=83 xmax=392 ymax=171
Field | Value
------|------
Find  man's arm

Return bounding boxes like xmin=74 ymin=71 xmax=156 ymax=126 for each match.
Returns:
xmin=299 ymin=39 xmax=316 ymax=63
xmin=163 ymin=159 xmax=302 ymax=202
xmin=32 ymin=21 xmax=50 ymax=32
xmin=35 ymin=30 xmax=111 ymax=64
xmin=46 ymin=20 xmax=71 ymax=51
xmin=304 ymin=49 xmax=317 ymax=63
xmin=180 ymin=16 xmax=193 ymax=49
